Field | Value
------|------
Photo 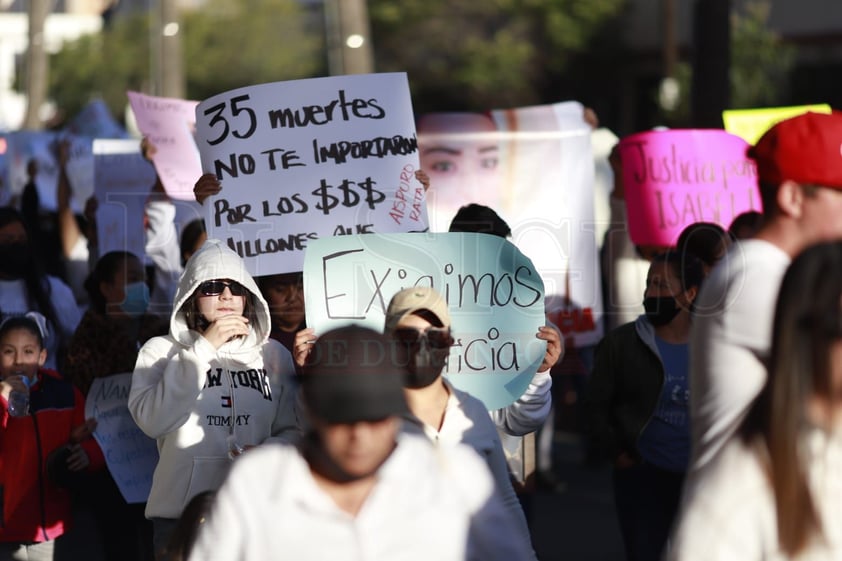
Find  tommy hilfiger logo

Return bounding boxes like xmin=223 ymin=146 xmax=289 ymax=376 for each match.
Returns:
xmin=204 ymin=367 xmax=272 ymax=400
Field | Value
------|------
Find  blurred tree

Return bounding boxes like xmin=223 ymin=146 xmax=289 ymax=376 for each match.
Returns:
xmin=45 ymin=0 xmax=322 ymax=126
xmin=729 ymin=1 xmax=794 ymax=108
xmin=182 ymin=0 xmax=322 ymax=102
xmin=47 ymin=12 xmax=150 ymax=126
xmin=661 ymin=0 xmax=795 ymax=126
xmin=369 ymin=0 xmax=627 ymax=113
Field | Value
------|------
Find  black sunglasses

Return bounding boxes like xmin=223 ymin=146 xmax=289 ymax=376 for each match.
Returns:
xmin=393 ymin=327 xmax=454 ymax=349
xmin=199 ymin=280 xmax=248 ymax=297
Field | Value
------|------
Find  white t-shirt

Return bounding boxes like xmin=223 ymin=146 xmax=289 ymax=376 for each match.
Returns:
xmin=688 ymin=239 xmax=790 ymax=471
xmin=402 ymin=381 xmax=536 ymax=559
xmin=187 ymin=434 xmax=535 ymax=561
xmin=668 ymin=428 xmax=842 ymax=561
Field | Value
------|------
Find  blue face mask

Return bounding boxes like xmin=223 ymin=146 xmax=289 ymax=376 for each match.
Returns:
xmin=121 ymin=282 xmax=150 ymax=315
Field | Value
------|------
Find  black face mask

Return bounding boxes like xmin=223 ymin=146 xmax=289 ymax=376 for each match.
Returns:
xmin=643 ymin=296 xmax=681 ymax=327
xmin=0 ymin=243 xmax=30 ymax=279
xmin=396 ymin=339 xmax=449 ymax=389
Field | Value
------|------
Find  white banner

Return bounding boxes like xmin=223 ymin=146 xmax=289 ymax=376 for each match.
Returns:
xmin=94 ymin=139 xmax=156 ymax=260
xmin=418 ymin=102 xmax=603 ymax=346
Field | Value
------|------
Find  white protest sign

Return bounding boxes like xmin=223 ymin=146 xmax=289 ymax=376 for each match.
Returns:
xmin=127 ymin=91 xmax=202 ymax=200
xmin=195 ymin=73 xmax=425 ymax=277
xmin=303 ymin=232 xmax=547 ymax=410
xmin=85 ymin=373 xmax=158 ymax=504
xmin=94 ymin=139 xmax=156 ymax=259
xmin=418 ymin=102 xmax=603 ymax=346
xmin=5 ymin=131 xmax=60 ymax=210
xmin=5 ymin=132 xmax=93 ymax=213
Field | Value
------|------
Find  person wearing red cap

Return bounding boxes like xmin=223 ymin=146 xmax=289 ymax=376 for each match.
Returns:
xmin=687 ymin=111 xmax=842 ymax=476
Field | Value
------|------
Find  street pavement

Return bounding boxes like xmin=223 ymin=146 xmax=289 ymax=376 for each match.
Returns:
xmin=529 ymin=431 xmax=625 ymax=561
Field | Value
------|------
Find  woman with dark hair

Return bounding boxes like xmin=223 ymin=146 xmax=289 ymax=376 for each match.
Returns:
xmin=128 ymin=239 xmax=300 ymax=561
xmin=674 ymin=221 xmax=734 ymax=274
xmin=0 ymin=207 xmax=81 ymax=370
xmin=65 ymin=251 xmax=167 ymax=396
xmin=668 ymin=241 xmax=842 ymax=560
xmin=584 ymin=250 xmax=705 ymax=561
xmin=63 ymin=251 xmax=168 ymax=561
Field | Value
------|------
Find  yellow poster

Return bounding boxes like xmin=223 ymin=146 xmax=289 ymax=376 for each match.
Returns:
xmin=722 ymin=104 xmax=832 ymax=145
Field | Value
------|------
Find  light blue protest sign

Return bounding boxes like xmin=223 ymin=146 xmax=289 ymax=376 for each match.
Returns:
xmin=85 ymin=373 xmax=158 ymax=504
xmin=303 ymin=232 xmax=547 ymax=410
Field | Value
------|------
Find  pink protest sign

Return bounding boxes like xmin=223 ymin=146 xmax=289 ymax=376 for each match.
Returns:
xmin=127 ymin=91 xmax=201 ymax=200
xmin=619 ymin=129 xmax=762 ymax=246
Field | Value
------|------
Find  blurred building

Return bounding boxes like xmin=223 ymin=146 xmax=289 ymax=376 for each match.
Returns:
xmin=0 ymin=6 xmax=101 ymax=130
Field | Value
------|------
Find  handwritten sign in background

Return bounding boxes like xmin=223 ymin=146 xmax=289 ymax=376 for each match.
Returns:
xmin=722 ymin=104 xmax=832 ymax=145
xmin=86 ymin=373 xmax=158 ymax=504
xmin=303 ymin=232 xmax=547 ymax=410
xmin=94 ymin=139 xmax=157 ymax=260
xmin=128 ymin=91 xmax=202 ymax=200
xmin=619 ymin=129 xmax=762 ymax=247
xmin=195 ymin=73 xmax=426 ymax=277
xmin=5 ymin=131 xmax=61 ymax=211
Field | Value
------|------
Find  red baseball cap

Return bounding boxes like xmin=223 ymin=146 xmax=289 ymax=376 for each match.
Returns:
xmin=748 ymin=111 xmax=842 ymax=189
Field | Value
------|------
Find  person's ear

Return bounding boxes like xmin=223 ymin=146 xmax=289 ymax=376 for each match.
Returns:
xmin=682 ymin=286 xmax=699 ymax=307
xmin=38 ymin=348 xmax=47 ymax=368
xmin=776 ymin=180 xmax=805 ymax=219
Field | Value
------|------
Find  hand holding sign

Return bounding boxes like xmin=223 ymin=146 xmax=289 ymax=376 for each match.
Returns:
xmin=303 ymin=232 xmax=547 ymax=410
xmin=194 ymin=172 xmax=222 ymax=205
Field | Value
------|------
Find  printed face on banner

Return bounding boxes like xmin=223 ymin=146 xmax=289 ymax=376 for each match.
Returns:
xmin=194 ymin=73 xmax=427 ymax=277
xmin=417 ymin=112 xmax=504 ymax=232
xmin=302 ymin=232 xmax=547 ymax=410
xmin=416 ymin=102 xmax=604 ymax=348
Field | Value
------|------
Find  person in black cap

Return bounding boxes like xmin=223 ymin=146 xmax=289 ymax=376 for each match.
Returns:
xmin=186 ymin=324 xmax=533 ymax=561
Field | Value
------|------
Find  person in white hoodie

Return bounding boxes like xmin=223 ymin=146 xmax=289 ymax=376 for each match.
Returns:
xmin=128 ymin=239 xmax=300 ymax=560
xmin=187 ymin=324 xmax=534 ymax=561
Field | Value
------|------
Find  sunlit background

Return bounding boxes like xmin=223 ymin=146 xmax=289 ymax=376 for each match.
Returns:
xmin=1 ymin=0 xmax=840 ymax=135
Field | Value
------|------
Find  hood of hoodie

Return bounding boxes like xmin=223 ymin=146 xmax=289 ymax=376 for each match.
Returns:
xmin=170 ymin=239 xmax=271 ymax=352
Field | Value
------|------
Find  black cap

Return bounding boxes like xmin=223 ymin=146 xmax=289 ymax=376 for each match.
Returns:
xmin=302 ymin=325 xmax=409 ymax=424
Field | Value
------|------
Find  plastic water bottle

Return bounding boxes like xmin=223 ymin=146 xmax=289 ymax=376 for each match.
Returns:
xmin=8 ymin=375 xmax=32 ymax=417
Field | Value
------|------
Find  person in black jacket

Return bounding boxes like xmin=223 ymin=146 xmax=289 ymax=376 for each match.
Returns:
xmin=583 ymin=250 xmax=703 ymax=561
